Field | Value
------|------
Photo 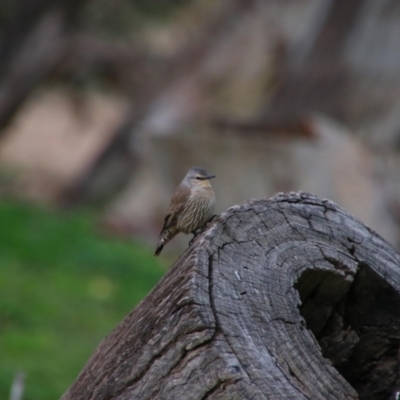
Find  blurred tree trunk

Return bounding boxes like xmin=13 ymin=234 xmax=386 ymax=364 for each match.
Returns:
xmin=0 ymin=0 xmax=82 ymax=131
xmin=265 ymin=0 xmax=364 ymax=123
xmin=263 ymin=0 xmax=400 ymax=143
xmin=61 ymin=193 xmax=400 ymax=400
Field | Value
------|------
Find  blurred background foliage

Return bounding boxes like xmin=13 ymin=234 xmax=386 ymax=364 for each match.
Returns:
xmin=0 ymin=200 xmax=163 ymax=399
xmin=1 ymin=0 xmax=400 ymax=398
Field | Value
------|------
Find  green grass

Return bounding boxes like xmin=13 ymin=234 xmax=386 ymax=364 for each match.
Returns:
xmin=0 ymin=200 xmax=164 ymax=400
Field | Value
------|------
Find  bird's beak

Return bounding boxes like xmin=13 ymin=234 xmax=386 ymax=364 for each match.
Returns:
xmin=206 ymin=175 xmax=216 ymax=180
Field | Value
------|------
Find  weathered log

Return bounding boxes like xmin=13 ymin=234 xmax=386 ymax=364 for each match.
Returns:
xmin=61 ymin=192 xmax=400 ymax=400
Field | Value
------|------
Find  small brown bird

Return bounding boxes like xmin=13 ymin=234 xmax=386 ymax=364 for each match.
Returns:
xmin=155 ymin=167 xmax=216 ymax=256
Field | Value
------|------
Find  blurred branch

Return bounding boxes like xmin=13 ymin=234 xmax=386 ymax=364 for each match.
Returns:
xmin=211 ymin=117 xmax=318 ymax=140
xmin=60 ymin=33 xmax=157 ymax=95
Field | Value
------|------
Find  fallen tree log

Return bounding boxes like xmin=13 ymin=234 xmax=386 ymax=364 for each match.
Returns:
xmin=61 ymin=192 xmax=400 ymax=400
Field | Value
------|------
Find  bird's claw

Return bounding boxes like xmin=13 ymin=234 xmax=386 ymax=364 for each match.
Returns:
xmin=188 ymin=215 xmax=219 ymax=248
xmin=208 ymin=214 xmax=218 ymax=223
xmin=188 ymin=233 xmax=197 ymax=247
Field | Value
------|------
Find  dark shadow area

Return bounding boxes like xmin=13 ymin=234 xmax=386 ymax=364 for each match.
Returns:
xmin=295 ymin=264 xmax=400 ymax=400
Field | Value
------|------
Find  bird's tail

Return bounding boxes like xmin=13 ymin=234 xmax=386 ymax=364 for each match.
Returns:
xmin=154 ymin=228 xmax=175 ymax=256
xmin=154 ymin=239 xmax=165 ymax=256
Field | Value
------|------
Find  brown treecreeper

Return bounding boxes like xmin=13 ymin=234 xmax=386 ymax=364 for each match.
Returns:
xmin=155 ymin=167 xmax=216 ymax=256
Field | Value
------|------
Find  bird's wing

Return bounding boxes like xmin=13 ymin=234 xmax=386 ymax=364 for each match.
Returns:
xmin=161 ymin=184 xmax=191 ymax=231
xmin=163 ymin=184 xmax=190 ymax=228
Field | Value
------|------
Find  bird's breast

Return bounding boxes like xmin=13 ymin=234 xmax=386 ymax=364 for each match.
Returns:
xmin=178 ymin=188 xmax=215 ymax=233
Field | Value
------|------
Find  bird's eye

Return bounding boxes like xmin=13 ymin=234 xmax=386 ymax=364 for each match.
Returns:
xmin=196 ymin=176 xmax=203 ymax=180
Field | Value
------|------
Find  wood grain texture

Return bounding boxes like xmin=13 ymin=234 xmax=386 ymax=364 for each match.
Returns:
xmin=62 ymin=192 xmax=400 ymax=400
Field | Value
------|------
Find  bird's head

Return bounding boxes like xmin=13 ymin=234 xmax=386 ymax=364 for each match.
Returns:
xmin=184 ymin=167 xmax=216 ymax=188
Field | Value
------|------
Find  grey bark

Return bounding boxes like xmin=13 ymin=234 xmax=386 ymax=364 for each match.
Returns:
xmin=61 ymin=192 xmax=400 ymax=400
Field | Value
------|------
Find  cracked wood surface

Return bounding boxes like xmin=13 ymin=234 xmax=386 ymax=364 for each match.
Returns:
xmin=61 ymin=192 xmax=400 ymax=400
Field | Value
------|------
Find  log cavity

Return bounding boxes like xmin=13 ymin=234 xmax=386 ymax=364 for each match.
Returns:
xmin=295 ymin=263 xmax=400 ymax=400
